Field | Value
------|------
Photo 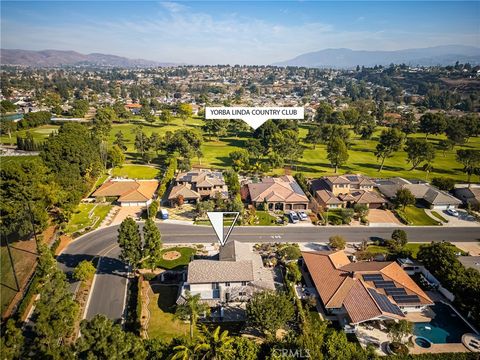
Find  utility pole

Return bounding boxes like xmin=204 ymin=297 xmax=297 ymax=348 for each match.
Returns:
xmin=26 ymin=201 xmax=40 ymax=253
xmin=4 ymin=233 xmax=20 ymax=291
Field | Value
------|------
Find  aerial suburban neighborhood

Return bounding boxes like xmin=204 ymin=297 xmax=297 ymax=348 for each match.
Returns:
xmin=1 ymin=1 xmax=480 ymax=360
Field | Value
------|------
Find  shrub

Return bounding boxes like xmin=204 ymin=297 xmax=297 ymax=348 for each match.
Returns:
xmin=278 ymin=244 xmax=301 ymax=260
xmin=329 ymin=235 xmax=346 ymax=250
xmin=286 ymin=262 xmax=302 ymax=283
xmin=73 ymin=260 xmax=96 ymax=282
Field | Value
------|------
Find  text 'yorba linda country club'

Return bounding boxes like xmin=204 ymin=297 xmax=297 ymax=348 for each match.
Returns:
xmin=205 ymin=106 xmax=304 ymax=130
xmin=208 ymin=108 xmax=301 ymax=116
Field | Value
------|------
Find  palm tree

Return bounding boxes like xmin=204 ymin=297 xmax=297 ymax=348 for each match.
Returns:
xmin=170 ymin=344 xmax=195 ymax=360
xmin=175 ymin=291 xmax=210 ymax=339
xmin=195 ymin=326 xmax=234 ymax=360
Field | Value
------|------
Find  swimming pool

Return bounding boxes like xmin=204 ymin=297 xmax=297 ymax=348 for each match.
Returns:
xmin=414 ymin=302 xmax=474 ymax=343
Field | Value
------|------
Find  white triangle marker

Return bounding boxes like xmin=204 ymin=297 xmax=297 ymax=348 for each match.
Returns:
xmin=207 ymin=211 xmax=240 ymax=246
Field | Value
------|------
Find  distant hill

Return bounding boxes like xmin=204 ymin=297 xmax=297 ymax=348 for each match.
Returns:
xmin=273 ymin=45 xmax=480 ymax=68
xmin=0 ymin=49 xmax=176 ymax=67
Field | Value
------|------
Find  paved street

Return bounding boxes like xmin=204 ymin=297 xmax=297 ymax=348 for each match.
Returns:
xmin=57 ymin=223 xmax=480 ymax=322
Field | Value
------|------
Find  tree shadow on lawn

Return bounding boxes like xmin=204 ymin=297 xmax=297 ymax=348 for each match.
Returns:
xmin=353 ymin=162 xmax=404 ymax=172
xmin=210 ymin=156 xmax=231 ymax=167
xmin=151 ymin=284 xmax=179 ymax=313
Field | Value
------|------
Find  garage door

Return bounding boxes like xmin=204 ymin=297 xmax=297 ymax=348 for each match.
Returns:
xmin=432 ymin=205 xmax=449 ymax=210
xmin=293 ymin=204 xmax=307 ymax=210
xmin=121 ymin=202 xmax=146 ymax=207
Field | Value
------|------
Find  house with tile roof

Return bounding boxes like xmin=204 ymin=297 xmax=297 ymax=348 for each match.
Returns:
xmin=376 ymin=177 xmax=461 ymax=210
xmin=92 ymin=179 xmax=158 ymax=207
xmin=301 ymin=250 xmax=433 ymax=328
xmin=168 ymin=169 xmax=228 ymax=206
xmin=178 ymin=241 xmax=275 ymax=308
xmin=242 ymin=175 xmax=309 ymax=211
xmin=310 ymin=174 xmax=386 ymax=210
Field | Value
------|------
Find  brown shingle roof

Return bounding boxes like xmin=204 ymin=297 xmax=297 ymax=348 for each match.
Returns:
xmin=247 ymin=176 xmax=308 ymax=203
xmin=168 ymin=184 xmax=200 ymax=200
xmin=92 ymin=180 xmax=158 ymax=203
xmin=187 ymin=260 xmax=254 ymax=283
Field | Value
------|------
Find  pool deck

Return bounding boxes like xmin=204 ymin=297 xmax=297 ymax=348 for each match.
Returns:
xmin=410 ymin=342 xmax=469 ymax=354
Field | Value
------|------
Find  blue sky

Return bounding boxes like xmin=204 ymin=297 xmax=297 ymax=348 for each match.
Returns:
xmin=1 ymin=1 xmax=479 ymax=64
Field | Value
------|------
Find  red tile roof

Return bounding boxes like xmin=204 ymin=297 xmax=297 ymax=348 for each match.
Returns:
xmin=302 ymin=250 xmax=433 ymax=324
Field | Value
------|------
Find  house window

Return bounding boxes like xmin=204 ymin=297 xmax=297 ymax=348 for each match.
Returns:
xmin=241 ymin=281 xmax=248 ymax=286
xmin=239 ymin=292 xmax=246 ymax=296
xmin=225 ymin=282 xmax=231 ymax=287
xmin=212 ymin=283 xmax=219 ymax=290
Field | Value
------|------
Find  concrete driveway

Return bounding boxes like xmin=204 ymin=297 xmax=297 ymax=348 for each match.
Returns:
xmin=111 ymin=206 xmax=144 ymax=225
xmin=436 ymin=209 xmax=480 ymax=227
xmin=367 ymin=209 xmax=402 ymax=227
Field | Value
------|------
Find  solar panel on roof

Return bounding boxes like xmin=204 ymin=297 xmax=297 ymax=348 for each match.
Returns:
xmin=368 ymin=289 xmax=404 ymax=316
xmin=346 ymin=175 xmax=359 ymax=182
xmin=385 ymin=288 xmax=407 ymax=296
xmin=373 ymin=280 xmax=395 ymax=288
xmin=362 ymin=274 xmax=384 ymax=281
xmin=393 ymin=295 xmax=420 ymax=304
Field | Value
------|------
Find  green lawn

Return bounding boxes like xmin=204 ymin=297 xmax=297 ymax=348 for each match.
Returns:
xmin=430 ymin=210 xmax=448 ymax=223
xmin=155 ymin=247 xmax=196 ymax=270
xmin=255 ymin=211 xmax=277 ymax=226
xmin=112 ymin=164 xmax=159 ymax=179
xmin=365 ymin=242 xmax=465 ymax=259
xmin=0 ymin=124 xmax=59 ymax=146
xmin=396 ymin=206 xmax=441 ymax=226
xmin=1 ymin=238 xmax=38 ymax=315
xmin=65 ymin=204 xmax=112 ymax=234
xmin=93 ymin=173 xmax=109 ymax=189
xmin=147 ymin=284 xmax=190 ymax=341
xmin=2 ymin=117 xmax=480 ymax=182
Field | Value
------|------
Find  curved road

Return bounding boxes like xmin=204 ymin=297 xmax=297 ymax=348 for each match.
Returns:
xmin=57 ymin=223 xmax=480 ymax=322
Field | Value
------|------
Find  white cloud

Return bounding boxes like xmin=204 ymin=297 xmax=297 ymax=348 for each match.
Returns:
xmin=2 ymin=2 xmax=478 ymax=64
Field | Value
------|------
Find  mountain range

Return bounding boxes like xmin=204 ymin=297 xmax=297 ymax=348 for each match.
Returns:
xmin=1 ymin=45 xmax=480 ymax=68
xmin=0 ymin=49 xmax=176 ymax=67
xmin=273 ymin=45 xmax=480 ymax=68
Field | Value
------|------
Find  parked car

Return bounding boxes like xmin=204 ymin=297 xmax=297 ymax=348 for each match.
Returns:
xmin=446 ymin=208 xmax=459 ymax=217
xmin=160 ymin=209 xmax=169 ymax=220
xmin=297 ymin=211 xmax=308 ymax=221
xmin=288 ymin=211 xmax=299 ymax=223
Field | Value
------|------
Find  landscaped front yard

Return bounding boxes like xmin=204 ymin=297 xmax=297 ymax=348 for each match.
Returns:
xmin=65 ymin=204 xmax=112 ymax=234
xmin=396 ymin=206 xmax=441 ymax=226
xmin=112 ymin=164 xmax=159 ymax=179
xmin=155 ymin=247 xmax=196 ymax=270
xmin=147 ymin=284 xmax=191 ymax=341
xmin=363 ymin=243 xmax=465 ymax=259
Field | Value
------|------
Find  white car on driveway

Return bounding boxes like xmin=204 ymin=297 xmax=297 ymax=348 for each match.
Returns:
xmin=297 ymin=211 xmax=308 ymax=221
xmin=446 ymin=208 xmax=459 ymax=217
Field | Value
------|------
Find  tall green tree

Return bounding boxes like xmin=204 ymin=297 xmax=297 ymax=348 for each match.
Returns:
xmin=327 ymin=136 xmax=349 ymax=173
xmin=142 ymin=218 xmax=162 ymax=270
xmin=404 ymin=138 xmax=435 ymax=170
xmin=114 ymin=130 xmax=128 ymax=151
xmin=176 ymin=291 xmax=210 ymax=339
xmin=395 ymin=188 xmax=415 ymax=209
xmin=375 ymin=128 xmax=404 ymax=172
xmin=76 ymin=315 xmax=147 ymax=360
xmin=246 ymin=291 xmax=294 ymax=339
xmin=117 ymin=217 xmax=142 ymax=271
xmin=32 ymin=266 xmax=79 ymax=356
xmin=456 ymin=149 xmax=480 ymax=183
xmin=0 ymin=159 xmax=51 ymax=237
xmin=0 ymin=319 xmax=24 ymax=359
xmin=177 ymin=103 xmax=193 ymax=124
xmin=159 ymin=109 xmax=173 ymax=124
xmin=419 ymin=112 xmax=447 ymax=139
xmin=107 ymin=145 xmax=125 ymax=168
